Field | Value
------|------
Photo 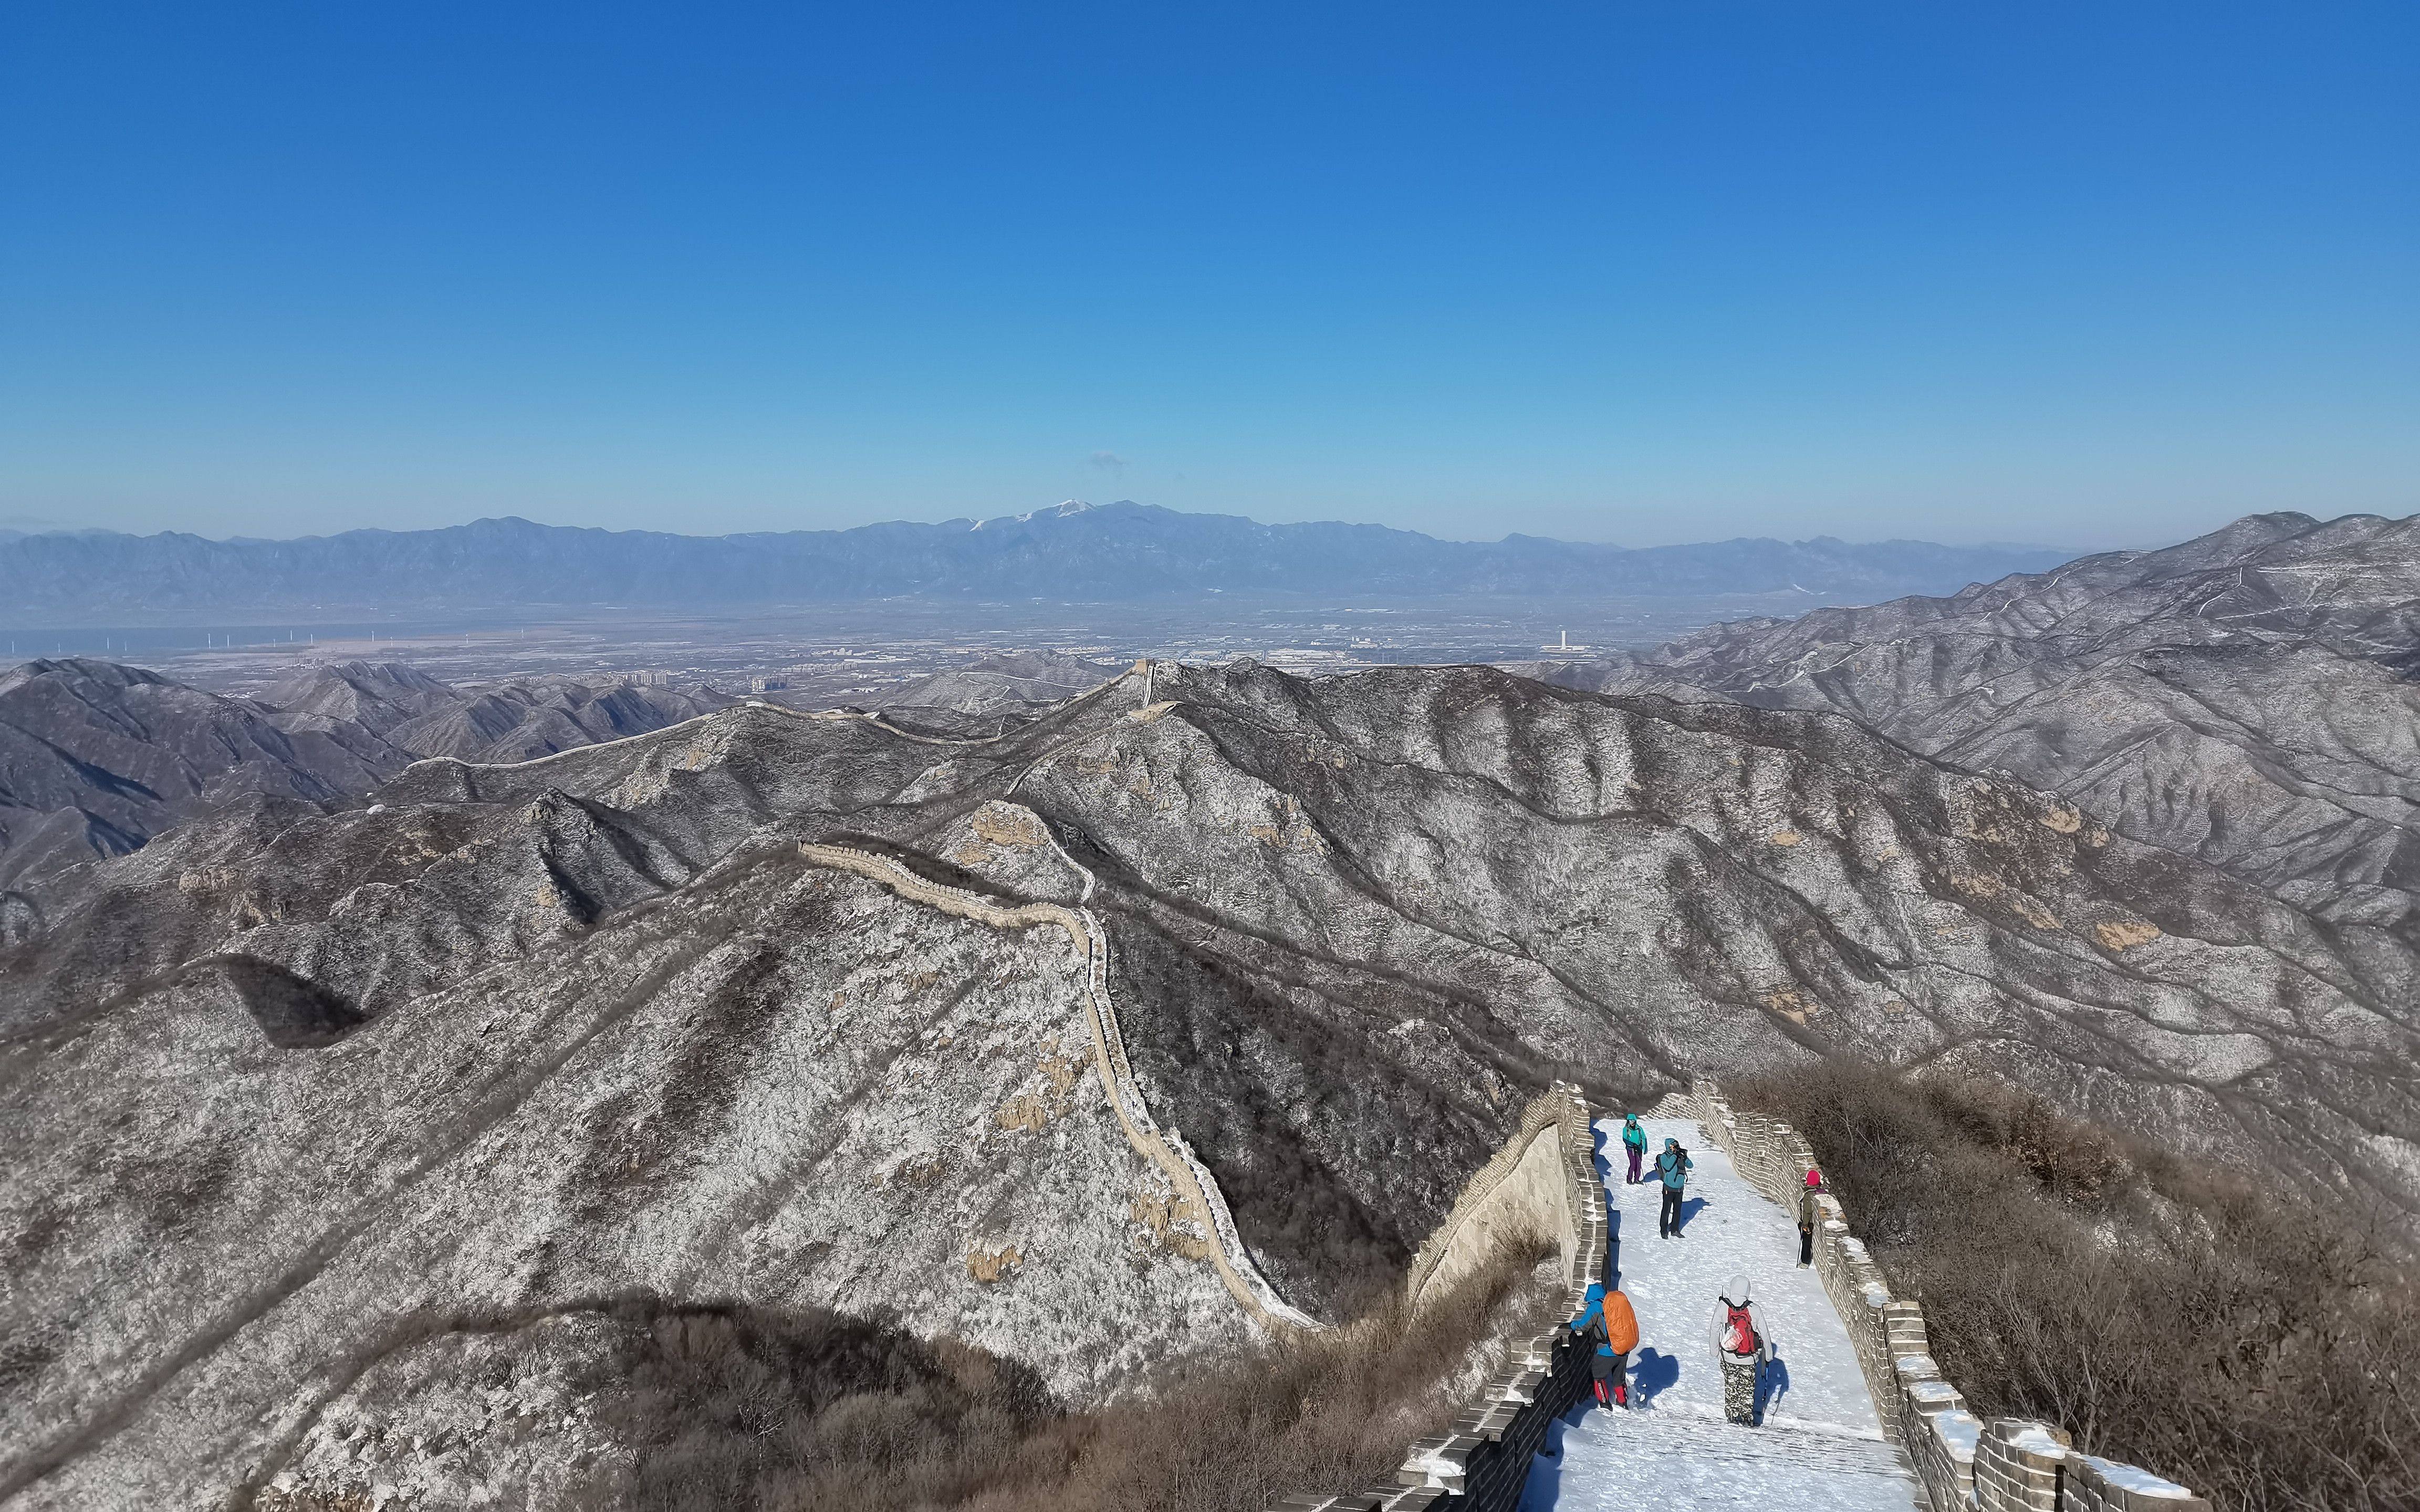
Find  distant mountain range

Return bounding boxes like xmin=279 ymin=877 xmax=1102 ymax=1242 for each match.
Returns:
xmin=0 ymin=502 xmax=2073 ymax=620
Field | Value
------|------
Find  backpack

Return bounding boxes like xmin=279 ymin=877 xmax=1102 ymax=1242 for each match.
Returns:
xmin=1601 ymin=1289 xmax=1640 ymax=1353
xmin=1723 ymin=1301 xmax=1758 ymax=1356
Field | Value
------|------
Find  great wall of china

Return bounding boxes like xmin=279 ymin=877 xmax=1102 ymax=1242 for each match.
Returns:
xmin=747 ymin=664 xmax=2221 ymax=1512
xmin=1248 ymin=1079 xmax=2218 ymax=1512
xmin=1663 ymin=1080 xmax=2210 ymax=1512
xmin=794 ymin=835 xmax=1317 ymax=1330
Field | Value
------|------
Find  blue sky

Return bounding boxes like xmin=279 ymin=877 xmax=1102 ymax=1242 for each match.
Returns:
xmin=2 ymin=2 xmax=2413 ymax=548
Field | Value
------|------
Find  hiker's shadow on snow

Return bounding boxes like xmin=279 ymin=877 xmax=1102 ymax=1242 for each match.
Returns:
xmin=1630 ymin=1348 xmax=1679 ymax=1405
xmin=1673 ymin=1195 xmax=1707 ymax=1233
xmin=1756 ymin=1354 xmax=1790 ymax=1423
xmin=1525 ymin=1413 xmax=1578 ymax=1510
xmin=1588 ymin=1126 xmax=1625 ymax=1283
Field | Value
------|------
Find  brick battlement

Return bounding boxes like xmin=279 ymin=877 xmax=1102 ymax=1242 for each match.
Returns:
xmin=1672 ymin=1080 xmax=2210 ymax=1512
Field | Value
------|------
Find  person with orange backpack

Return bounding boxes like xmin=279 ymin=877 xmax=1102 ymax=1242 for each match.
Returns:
xmin=1568 ymin=1280 xmax=1641 ymax=1408
xmin=1711 ymin=1274 xmax=1772 ymax=1425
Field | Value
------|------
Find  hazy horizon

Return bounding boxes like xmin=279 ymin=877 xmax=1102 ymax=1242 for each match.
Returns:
xmin=0 ymin=497 xmax=2109 ymax=553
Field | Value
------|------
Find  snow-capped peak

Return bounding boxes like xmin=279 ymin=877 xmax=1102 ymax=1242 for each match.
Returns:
xmin=971 ymin=499 xmax=1097 ymax=530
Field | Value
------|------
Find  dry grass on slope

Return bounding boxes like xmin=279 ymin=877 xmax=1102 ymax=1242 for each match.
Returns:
xmin=564 ymin=1240 xmax=1561 ymax=1512
xmin=1730 ymin=1062 xmax=2420 ymax=1512
xmin=981 ymin=1238 xmax=1563 ymax=1512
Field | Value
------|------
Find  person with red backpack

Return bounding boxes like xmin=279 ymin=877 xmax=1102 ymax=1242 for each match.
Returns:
xmin=1711 ymin=1274 xmax=1772 ymax=1425
xmin=1568 ymin=1280 xmax=1642 ymax=1407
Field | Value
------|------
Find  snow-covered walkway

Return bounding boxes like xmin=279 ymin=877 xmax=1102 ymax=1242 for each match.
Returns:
xmin=1521 ymin=1118 xmax=1916 ymax=1512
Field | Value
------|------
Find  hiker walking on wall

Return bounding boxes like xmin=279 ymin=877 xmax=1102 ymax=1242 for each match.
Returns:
xmin=1621 ymin=1113 xmax=1647 ymax=1184
xmin=1797 ymin=1167 xmax=1825 ymax=1268
xmin=1569 ymin=1280 xmax=1642 ymax=1408
xmin=1655 ymin=1137 xmax=1693 ymax=1238
xmin=1713 ymin=1274 xmax=1772 ymax=1425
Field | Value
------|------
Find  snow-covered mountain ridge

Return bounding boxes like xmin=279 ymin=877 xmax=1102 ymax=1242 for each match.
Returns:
xmin=3 ymin=652 xmax=2410 ymax=1505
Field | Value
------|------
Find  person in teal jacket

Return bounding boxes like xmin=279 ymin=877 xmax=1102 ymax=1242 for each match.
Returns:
xmin=1656 ymin=1137 xmax=1694 ymax=1238
xmin=1620 ymin=1114 xmax=1648 ymax=1184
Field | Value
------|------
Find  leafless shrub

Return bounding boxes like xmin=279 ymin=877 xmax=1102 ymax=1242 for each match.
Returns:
xmin=567 ymin=1299 xmax=1058 ymax=1511
xmin=565 ymin=1240 xmax=1560 ymax=1512
xmin=1731 ymin=1061 xmax=2420 ymax=1512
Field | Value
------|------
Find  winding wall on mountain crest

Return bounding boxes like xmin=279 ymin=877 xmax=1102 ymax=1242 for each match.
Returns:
xmin=792 ymin=838 xmax=1316 ymax=1330
xmin=1672 ymin=1081 xmax=2212 ymax=1512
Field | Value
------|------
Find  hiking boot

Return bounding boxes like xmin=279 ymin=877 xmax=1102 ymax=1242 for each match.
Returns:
xmin=1613 ymin=1384 xmax=1628 ymax=1407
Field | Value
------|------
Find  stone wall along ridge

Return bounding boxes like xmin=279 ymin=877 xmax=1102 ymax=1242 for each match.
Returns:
xmin=1672 ymin=1080 xmax=2212 ymax=1512
xmin=769 ymin=664 xmax=1141 ymax=748
xmin=1267 ymin=1083 xmax=1609 ymax=1512
xmin=1032 ymin=814 xmax=1318 ymax=1329
xmin=794 ymin=837 xmax=1316 ymax=1331
xmin=417 ymin=657 xmax=1147 ymax=781
xmin=1402 ymin=1092 xmax=1581 ymax=1316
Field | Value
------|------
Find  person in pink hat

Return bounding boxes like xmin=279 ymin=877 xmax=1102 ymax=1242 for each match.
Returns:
xmin=1796 ymin=1167 xmax=1825 ymax=1268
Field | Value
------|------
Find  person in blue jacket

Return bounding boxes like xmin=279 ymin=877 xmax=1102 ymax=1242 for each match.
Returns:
xmin=1620 ymin=1113 xmax=1648 ymax=1184
xmin=1568 ymin=1280 xmax=1639 ymax=1408
xmin=1655 ymin=1137 xmax=1694 ymax=1238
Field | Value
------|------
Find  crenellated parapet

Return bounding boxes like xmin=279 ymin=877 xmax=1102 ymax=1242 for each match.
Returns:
xmin=1671 ymin=1079 xmax=2212 ymax=1512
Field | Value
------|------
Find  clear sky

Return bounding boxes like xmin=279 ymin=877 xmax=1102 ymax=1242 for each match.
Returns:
xmin=2 ymin=3 xmax=2413 ymax=549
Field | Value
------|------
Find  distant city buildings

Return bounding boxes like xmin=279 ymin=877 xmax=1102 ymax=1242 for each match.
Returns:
xmin=748 ymin=674 xmax=789 ymax=693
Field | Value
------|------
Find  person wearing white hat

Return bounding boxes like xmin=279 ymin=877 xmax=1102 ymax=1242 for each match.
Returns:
xmin=1712 ymin=1273 xmax=1773 ymax=1425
